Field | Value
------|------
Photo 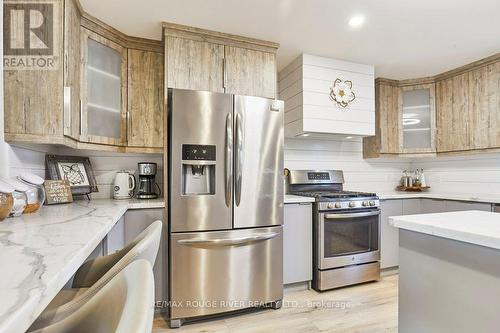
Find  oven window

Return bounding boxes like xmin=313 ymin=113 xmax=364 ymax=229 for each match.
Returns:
xmin=323 ymin=213 xmax=379 ymax=257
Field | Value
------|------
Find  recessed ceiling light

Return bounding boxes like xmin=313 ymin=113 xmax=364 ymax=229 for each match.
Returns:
xmin=345 ymin=136 xmax=353 ymax=139
xmin=348 ymin=15 xmax=365 ymax=28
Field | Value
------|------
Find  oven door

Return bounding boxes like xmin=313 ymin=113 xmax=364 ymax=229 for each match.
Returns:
xmin=318 ymin=209 xmax=380 ymax=269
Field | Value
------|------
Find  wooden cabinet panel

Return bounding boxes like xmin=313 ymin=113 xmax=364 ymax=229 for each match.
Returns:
xmin=166 ymin=36 xmax=224 ymax=92
xmin=63 ymin=0 xmax=82 ymax=140
xmin=436 ymin=74 xmax=473 ymax=152
xmin=436 ymin=61 xmax=500 ymax=153
xmin=378 ymin=82 xmax=400 ymax=154
xmin=127 ymin=49 xmax=164 ymax=148
xmin=468 ymin=62 xmax=500 ymax=150
xmin=4 ymin=0 xmax=64 ymax=137
xmin=224 ymin=46 xmax=276 ymax=98
xmin=284 ymin=203 xmax=312 ymax=284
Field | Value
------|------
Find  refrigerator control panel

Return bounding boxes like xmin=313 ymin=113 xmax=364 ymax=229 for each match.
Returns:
xmin=182 ymin=144 xmax=216 ymax=161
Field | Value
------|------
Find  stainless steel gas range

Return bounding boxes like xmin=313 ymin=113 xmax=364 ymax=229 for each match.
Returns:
xmin=287 ymin=170 xmax=380 ymax=291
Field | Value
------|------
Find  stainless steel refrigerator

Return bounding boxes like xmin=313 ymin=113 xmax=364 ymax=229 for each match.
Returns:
xmin=168 ymin=89 xmax=284 ymax=328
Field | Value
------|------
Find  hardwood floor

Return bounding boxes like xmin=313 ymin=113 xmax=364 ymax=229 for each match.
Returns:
xmin=153 ymin=274 xmax=398 ymax=333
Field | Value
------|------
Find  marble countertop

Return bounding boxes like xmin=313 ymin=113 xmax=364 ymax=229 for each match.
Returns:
xmin=0 ymin=198 xmax=163 ymax=333
xmin=378 ymin=192 xmax=500 ymax=204
xmin=284 ymin=194 xmax=315 ymax=204
xmin=390 ymin=210 xmax=500 ymax=250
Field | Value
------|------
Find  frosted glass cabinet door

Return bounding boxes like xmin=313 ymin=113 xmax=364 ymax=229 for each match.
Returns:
xmin=81 ymin=28 xmax=127 ymax=145
xmin=400 ymin=84 xmax=436 ymax=153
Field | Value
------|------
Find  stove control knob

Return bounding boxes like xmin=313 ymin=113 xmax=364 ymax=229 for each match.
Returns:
xmin=362 ymin=201 xmax=369 ymax=207
xmin=327 ymin=203 xmax=334 ymax=209
xmin=335 ymin=202 xmax=341 ymax=209
xmin=349 ymin=201 xmax=356 ymax=208
xmin=369 ymin=200 xmax=376 ymax=206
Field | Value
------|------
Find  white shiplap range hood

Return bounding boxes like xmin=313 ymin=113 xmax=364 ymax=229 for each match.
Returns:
xmin=278 ymin=54 xmax=375 ymax=138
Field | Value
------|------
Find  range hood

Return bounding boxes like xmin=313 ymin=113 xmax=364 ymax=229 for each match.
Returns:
xmin=278 ymin=54 xmax=375 ymax=138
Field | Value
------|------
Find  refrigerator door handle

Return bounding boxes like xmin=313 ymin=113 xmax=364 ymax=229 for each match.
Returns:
xmin=225 ymin=113 xmax=233 ymax=207
xmin=177 ymin=232 xmax=279 ymax=247
xmin=235 ymin=113 xmax=243 ymax=206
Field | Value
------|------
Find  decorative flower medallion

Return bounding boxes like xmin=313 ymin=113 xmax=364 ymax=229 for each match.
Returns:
xmin=329 ymin=78 xmax=356 ymax=108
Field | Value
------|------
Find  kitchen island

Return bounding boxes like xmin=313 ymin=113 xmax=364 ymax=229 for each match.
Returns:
xmin=0 ymin=198 xmax=164 ymax=333
xmin=390 ymin=210 xmax=500 ymax=333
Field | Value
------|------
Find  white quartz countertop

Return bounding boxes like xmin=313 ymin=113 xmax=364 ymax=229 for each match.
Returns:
xmin=378 ymin=192 xmax=500 ymax=204
xmin=390 ymin=210 xmax=500 ymax=250
xmin=284 ymin=194 xmax=315 ymax=204
xmin=0 ymin=198 xmax=164 ymax=333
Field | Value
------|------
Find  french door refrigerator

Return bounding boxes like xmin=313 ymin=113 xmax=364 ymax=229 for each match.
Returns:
xmin=168 ymin=89 xmax=284 ymax=328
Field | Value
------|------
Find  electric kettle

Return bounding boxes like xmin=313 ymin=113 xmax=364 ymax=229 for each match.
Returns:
xmin=113 ymin=171 xmax=136 ymax=199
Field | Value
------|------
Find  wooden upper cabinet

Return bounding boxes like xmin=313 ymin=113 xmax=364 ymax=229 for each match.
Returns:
xmin=163 ymin=22 xmax=279 ymax=97
xmin=127 ymin=49 xmax=164 ymax=148
xmin=63 ymin=0 xmax=82 ymax=141
xmin=166 ymin=36 xmax=224 ymax=92
xmin=437 ymin=61 xmax=500 ymax=152
xmin=400 ymin=83 xmax=436 ymax=153
xmin=468 ymin=62 xmax=500 ymax=150
xmin=80 ymin=28 xmax=128 ymax=146
xmin=436 ymin=74 xmax=472 ymax=152
xmin=378 ymin=82 xmax=401 ymax=154
xmin=224 ymin=46 xmax=276 ymax=98
xmin=4 ymin=0 xmax=64 ymax=138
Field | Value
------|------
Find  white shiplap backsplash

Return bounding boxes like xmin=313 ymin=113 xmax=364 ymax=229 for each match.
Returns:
xmin=8 ymin=144 xmax=164 ymax=199
xmin=411 ymin=153 xmax=500 ymax=196
xmin=8 ymin=142 xmax=500 ymax=198
xmin=285 ymin=138 xmax=411 ymax=193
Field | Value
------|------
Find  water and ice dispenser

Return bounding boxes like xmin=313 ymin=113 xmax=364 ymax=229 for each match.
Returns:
xmin=181 ymin=144 xmax=216 ymax=195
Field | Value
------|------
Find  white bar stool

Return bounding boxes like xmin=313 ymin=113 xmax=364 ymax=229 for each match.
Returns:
xmin=29 ymin=260 xmax=155 ymax=333
xmin=28 ymin=220 xmax=162 ymax=331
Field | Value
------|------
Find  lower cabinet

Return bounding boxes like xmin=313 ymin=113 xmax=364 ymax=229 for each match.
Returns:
xmin=380 ymin=200 xmax=403 ymax=269
xmin=380 ymin=198 xmax=493 ymax=270
xmin=284 ymin=203 xmax=312 ymax=285
xmin=421 ymin=198 xmax=448 ymax=213
xmin=444 ymin=200 xmax=492 ymax=212
xmin=105 ymin=216 xmax=125 ymax=254
xmin=124 ymin=209 xmax=166 ymax=307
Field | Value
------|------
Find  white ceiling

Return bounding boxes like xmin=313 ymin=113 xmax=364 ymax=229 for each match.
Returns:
xmin=80 ymin=0 xmax=500 ymax=79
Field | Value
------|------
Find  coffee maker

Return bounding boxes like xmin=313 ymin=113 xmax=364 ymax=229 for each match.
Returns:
xmin=136 ymin=162 xmax=160 ymax=199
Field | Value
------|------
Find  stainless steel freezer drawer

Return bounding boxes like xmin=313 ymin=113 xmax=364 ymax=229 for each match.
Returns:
xmin=170 ymin=226 xmax=283 ymax=320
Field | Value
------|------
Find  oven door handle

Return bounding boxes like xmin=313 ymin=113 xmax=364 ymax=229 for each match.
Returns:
xmin=324 ymin=211 xmax=380 ymax=219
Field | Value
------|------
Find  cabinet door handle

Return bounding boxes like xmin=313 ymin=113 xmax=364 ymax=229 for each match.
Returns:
xmin=223 ymin=58 xmax=227 ymax=89
xmin=64 ymin=87 xmax=71 ymax=129
xmin=79 ymin=99 xmax=83 ymax=137
xmin=127 ymin=111 xmax=131 ymax=144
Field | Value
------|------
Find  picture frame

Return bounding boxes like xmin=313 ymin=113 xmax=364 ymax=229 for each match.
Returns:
xmin=45 ymin=155 xmax=99 ymax=196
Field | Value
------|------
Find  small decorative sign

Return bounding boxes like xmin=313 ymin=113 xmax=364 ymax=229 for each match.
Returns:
xmin=45 ymin=155 xmax=98 ymax=197
xmin=329 ymin=78 xmax=356 ymax=108
xmin=44 ymin=180 xmax=73 ymax=205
